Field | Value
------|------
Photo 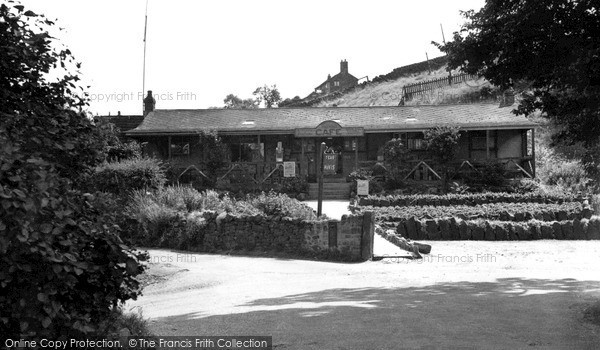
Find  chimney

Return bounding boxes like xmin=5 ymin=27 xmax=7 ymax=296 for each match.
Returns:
xmin=143 ymin=90 xmax=155 ymax=117
xmin=340 ymin=59 xmax=348 ymax=74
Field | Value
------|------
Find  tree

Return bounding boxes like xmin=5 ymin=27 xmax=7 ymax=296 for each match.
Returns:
xmin=223 ymin=93 xmax=257 ymax=109
xmin=279 ymin=95 xmax=302 ymax=107
xmin=253 ymin=84 xmax=282 ymax=108
xmin=424 ymin=126 xmax=461 ymax=192
xmin=0 ymin=2 xmax=146 ymax=338
xmin=433 ymin=0 xmax=600 ymax=180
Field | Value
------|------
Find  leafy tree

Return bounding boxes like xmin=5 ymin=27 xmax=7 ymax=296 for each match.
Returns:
xmin=253 ymin=84 xmax=282 ymax=108
xmin=424 ymin=126 xmax=461 ymax=192
xmin=223 ymin=93 xmax=257 ymax=109
xmin=279 ymin=95 xmax=302 ymax=107
xmin=424 ymin=126 xmax=461 ymax=163
xmin=433 ymin=0 xmax=600 ymax=180
xmin=0 ymin=1 xmax=146 ymax=338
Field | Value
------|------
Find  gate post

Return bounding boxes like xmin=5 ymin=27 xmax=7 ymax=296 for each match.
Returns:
xmin=361 ymin=212 xmax=375 ymax=261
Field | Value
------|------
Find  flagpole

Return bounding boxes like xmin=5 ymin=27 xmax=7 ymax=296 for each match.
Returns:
xmin=142 ymin=0 xmax=148 ymax=109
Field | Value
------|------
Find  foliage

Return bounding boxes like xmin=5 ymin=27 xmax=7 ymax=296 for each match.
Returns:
xmin=355 ymin=201 xmax=587 ymax=223
xmin=382 ymin=138 xmax=409 ymax=166
xmin=0 ymin=2 xmax=146 ymax=339
xmin=253 ymin=84 xmax=282 ymax=108
xmin=434 ymin=0 xmax=600 ymax=180
xmin=280 ymin=177 xmax=309 ymax=196
xmin=95 ymin=117 xmax=142 ymax=162
xmin=278 ymin=95 xmax=302 ymax=107
xmin=93 ymin=157 xmax=166 ymax=194
xmin=357 ymin=191 xmax=581 ymax=207
xmin=196 ymin=130 xmax=229 ymax=180
xmin=248 ymin=191 xmax=316 ymax=220
xmin=223 ymin=93 xmax=257 ymax=109
xmin=424 ymin=126 xmax=461 ymax=163
xmin=464 ymin=162 xmax=508 ymax=189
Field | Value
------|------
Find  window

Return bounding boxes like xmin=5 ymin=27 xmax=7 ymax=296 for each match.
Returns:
xmin=170 ymin=136 xmax=191 ymax=156
xmin=469 ymin=130 xmax=497 ymax=159
xmin=394 ymin=132 xmax=426 ymax=150
xmin=334 ymin=81 xmax=340 ymax=87
xmin=230 ymin=143 xmax=263 ymax=162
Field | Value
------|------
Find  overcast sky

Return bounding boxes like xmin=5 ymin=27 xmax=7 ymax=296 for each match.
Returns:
xmin=21 ymin=0 xmax=484 ymax=115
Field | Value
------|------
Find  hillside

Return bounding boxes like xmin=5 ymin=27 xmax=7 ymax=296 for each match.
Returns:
xmin=291 ymin=56 xmax=500 ymax=108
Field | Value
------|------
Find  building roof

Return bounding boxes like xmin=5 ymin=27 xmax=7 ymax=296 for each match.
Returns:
xmin=101 ymin=115 xmax=145 ymax=132
xmin=315 ymin=71 xmax=359 ymax=90
xmin=127 ymin=104 xmax=538 ymax=136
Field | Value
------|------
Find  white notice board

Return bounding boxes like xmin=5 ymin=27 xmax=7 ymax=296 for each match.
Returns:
xmin=283 ymin=162 xmax=295 ymax=177
xmin=357 ymin=179 xmax=369 ymax=196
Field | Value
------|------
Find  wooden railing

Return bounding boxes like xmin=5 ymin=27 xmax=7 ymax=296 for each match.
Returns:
xmin=356 ymin=157 xmax=534 ymax=181
xmin=402 ymin=73 xmax=479 ymax=100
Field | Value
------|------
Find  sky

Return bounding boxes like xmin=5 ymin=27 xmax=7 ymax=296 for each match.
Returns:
xmin=20 ymin=0 xmax=485 ymax=115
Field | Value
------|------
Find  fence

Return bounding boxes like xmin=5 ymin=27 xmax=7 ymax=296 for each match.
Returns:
xmin=402 ymin=73 xmax=479 ymax=100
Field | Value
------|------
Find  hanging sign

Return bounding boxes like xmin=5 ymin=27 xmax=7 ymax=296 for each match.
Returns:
xmin=323 ymin=153 xmax=337 ymax=174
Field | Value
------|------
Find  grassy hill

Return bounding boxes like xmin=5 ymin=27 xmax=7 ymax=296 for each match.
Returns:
xmin=292 ymin=56 xmax=499 ymax=108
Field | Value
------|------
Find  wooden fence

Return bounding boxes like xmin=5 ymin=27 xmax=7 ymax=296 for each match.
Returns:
xmin=402 ymin=73 xmax=479 ymax=100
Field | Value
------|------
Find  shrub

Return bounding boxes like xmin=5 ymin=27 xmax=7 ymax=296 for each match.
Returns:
xmin=249 ymin=191 xmax=316 ymax=220
xmin=540 ymin=158 xmax=591 ymax=193
xmin=93 ymin=157 xmax=166 ymax=194
xmin=1 ymin=2 xmax=146 ymax=339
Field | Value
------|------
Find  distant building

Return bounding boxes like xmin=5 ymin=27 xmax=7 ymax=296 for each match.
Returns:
xmin=310 ymin=60 xmax=359 ymax=97
xmin=97 ymin=90 xmax=155 ymax=137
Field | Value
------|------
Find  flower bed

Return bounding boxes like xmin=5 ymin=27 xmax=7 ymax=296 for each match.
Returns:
xmin=357 ymin=191 xmax=582 ymax=207
xmin=352 ymin=202 xmax=591 ymax=224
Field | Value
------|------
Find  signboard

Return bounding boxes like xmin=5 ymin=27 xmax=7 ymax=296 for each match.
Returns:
xmin=283 ymin=162 xmax=295 ymax=177
xmin=357 ymin=179 xmax=369 ymax=196
xmin=276 ymin=141 xmax=283 ymax=162
xmin=323 ymin=153 xmax=337 ymax=174
xmin=295 ymin=120 xmax=364 ymax=138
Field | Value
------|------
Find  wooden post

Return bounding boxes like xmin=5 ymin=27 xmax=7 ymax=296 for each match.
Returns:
xmin=317 ymin=142 xmax=326 ymax=217
xmin=361 ymin=212 xmax=374 ymax=261
xmin=531 ymin=128 xmax=536 ymax=178
xmin=168 ymin=135 xmax=172 ymax=160
xmin=486 ymin=130 xmax=490 ymax=159
xmin=301 ymin=138 xmax=306 ymax=177
xmin=354 ymin=137 xmax=358 ymax=170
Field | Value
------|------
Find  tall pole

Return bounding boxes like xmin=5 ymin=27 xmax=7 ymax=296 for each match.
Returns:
xmin=142 ymin=0 xmax=149 ymax=107
xmin=317 ymin=142 xmax=326 ymax=217
xmin=440 ymin=23 xmax=446 ymax=44
xmin=426 ymin=52 xmax=431 ymax=74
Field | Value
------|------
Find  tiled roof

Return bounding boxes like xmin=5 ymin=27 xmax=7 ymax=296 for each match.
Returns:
xmin=101 ymin=115 xmax=145 ymax=132
xmin=127 ymin=104 xmax=537 ymax=135
xmin=315 ymin=72 xmax=358 ymax=90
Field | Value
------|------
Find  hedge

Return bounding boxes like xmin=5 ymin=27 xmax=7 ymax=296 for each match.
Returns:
xmin=396 ymin=216 xmax=600 ymax=241
xmin=357 ymin=191 xmax=582 ymax=207
xmin=353 ymin=202 xmax=592 ymax=224
xmin=92 ymin=157 xmax=165 ymax=194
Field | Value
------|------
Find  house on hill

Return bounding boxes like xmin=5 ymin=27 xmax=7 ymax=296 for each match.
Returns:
xmin=127 ymin=95 xmax=537 ymax=198
xmin=309 ymin=60 xmax=359 ymax=98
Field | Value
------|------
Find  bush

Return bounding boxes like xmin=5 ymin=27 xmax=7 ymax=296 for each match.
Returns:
xmin=540 ymin=158 xmax=592 ymax=193
xmin=93 ymin=157 xmax=166 ymax=194
xmin=249 ymin=191 xmax=316 ymax=220
xmin=357 ymin=190 xmax=581 ymax=207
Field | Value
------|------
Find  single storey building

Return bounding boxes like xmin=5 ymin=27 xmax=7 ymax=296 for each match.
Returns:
xmin=127 ymin=97 xmax=537 ymax=196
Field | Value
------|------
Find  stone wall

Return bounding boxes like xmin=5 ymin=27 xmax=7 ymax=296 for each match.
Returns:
xmin=186 ymin=211 xmax=374 ymax=261
xmin=397 ymin=216 xmax=600 ymax=241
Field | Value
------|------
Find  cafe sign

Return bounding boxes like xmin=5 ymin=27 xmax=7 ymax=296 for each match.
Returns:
xmin=295 ymin=120 xmax=364 ymax=138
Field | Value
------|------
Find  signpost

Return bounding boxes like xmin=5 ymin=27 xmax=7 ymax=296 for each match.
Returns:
xmin=283 ymin=162 xmax=295 ymax=177
xmin=317 ymin=142 xmax=326 ymax=217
